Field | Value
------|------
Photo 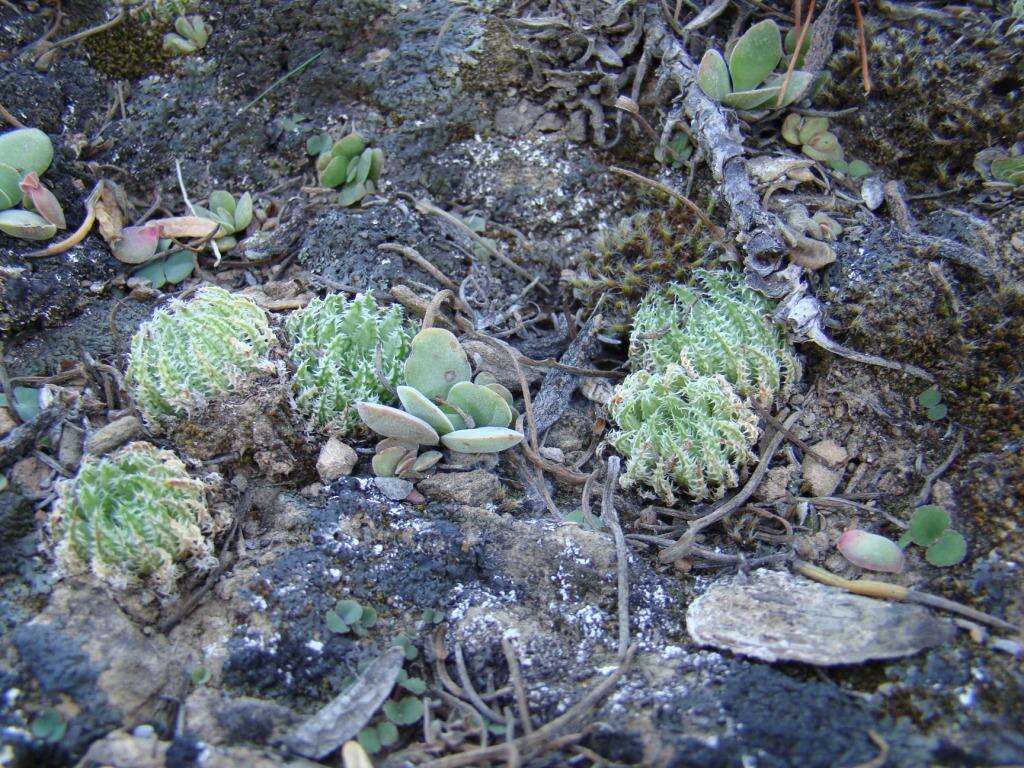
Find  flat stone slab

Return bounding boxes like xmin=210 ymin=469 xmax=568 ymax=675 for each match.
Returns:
xmin=686 ymin=568 xmax=955 ymax=666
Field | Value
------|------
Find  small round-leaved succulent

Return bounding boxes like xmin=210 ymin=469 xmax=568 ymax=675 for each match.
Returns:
xmin=286 ymin=292 xmax=413 ymax=434
xmin=356 ymin=326 xmax=524 ymax=467
xmin=609 ymin=366 xmax=759 ymax=504
xmin=126 ymin=286 xmax=274 ymax=428
xmin=50 ymin=442 xmax=215 ymax=592
xmin=629 ymin=269 xmax=800 ymax=405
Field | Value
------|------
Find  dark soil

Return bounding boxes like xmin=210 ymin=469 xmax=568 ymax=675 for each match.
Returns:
xmin=0 ymin=0 xmax=1021 ymax=767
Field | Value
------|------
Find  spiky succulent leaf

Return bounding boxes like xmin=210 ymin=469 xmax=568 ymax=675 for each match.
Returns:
xmin=50 ymin=442 xmax=214 ymax=592
xmin=609 ymin=367 xmax=759 ymax=503
xmin=287 ymin=293 xmax=413 ymax=433
xmin=126 ymin=286 xmax=274 ymax=428
xmin=629 ymin=269 xmax=800 ymax=405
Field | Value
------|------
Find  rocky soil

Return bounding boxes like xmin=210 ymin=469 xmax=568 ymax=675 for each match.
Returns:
xmin=0 ymin=1 xmax=1022 ymax=767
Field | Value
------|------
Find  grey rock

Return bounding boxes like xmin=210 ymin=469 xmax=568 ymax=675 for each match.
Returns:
xmin=373 ymin=476 xmax=414 ymax=501
xmin=284 ymin=646 xmax=404 ymax=759
xmin=686 ymin=569 xmax=956 ymax=665
xmin=58 ymin=422 xmax=84 ymax=470
xmin=316 ymin=437 xmax=357 ymax=482
xmin=417 ymin=469 xmax=503 ymax=506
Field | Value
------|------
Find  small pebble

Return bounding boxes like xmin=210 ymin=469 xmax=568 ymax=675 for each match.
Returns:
xmin=316 ymin=437 xmax=357 ymax=482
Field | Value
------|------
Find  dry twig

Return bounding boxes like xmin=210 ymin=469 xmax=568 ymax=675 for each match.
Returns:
xmin=601 ymin=457 xmax=631 ymax=660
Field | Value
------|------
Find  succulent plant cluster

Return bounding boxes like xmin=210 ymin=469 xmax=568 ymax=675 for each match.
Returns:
xmin=162 ymin=15 xmax=211 ymax=55
xmin=567 ymin=209 xmax=710 ymax=336
xmin=610 ymin=269 xmax=799 ymax=502
xmin=286 ymin=293 xmax=413 ymax=434
xmin=126 ymin=286 xmax=275 ymax=428
xmin=310 ymin=131 xmax=385 ymax=207
xmin=609 ymin=367 xmax=759 ymax=504
xmin=357 ymin=327 xmax=524 ymax=463
xmin=629 ymin=269 xmax=800 ymax=405
xmin=781 ymin=114 xmax=871 ymax=177
xmin=0 ymin=128 xmax=64 ymax=242
xmin=195 ymin=189 xmax=253 ymax=251
xmin=49 ymin=442 xmax=214 ymax=592
xmin=696 ymin=20 xmax=814 ymax=111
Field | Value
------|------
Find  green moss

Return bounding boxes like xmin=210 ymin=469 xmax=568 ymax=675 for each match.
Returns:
xmin=83 ymin=14 xmax=173 ymax=79
xmin=568 ymin=209 xmax=711 ymax=337
xmin=286 ymin=293 xmax=413 ymax=434
xmin=50 ymin=442 xmax=213 ymax=592
xmin=822 ymin=22 xmax=1020 ymax=184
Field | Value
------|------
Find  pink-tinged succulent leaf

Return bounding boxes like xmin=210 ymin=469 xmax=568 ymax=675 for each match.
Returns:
xmin=18 ymin=173 xmax=66 ymax=229
xmin=112 ymin=223 xmax=162 ymax=264
xmin=837 ymin=529 xmax=905 ymax=573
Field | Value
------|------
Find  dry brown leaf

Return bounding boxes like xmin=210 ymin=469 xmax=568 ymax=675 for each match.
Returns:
xmin=93 ymin=184 xmax=124 ymax=245
xmin=147 ymin=216 xmax=220 ymax=239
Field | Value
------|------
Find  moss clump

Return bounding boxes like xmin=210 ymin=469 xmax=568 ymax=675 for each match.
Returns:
xmin=609 ymin=367 xmax=759 ymax=503
xmin=50 ymin=442 xmax=214 ymax=592
xmin=286 ymin=293 xmax=413 ymax=434
xmin=126 ymin=286 xmax=274 ymax=429
xmin=568 ymin=209 xmax=710 ymax=337
xmin=629 ymin=269 xmax=800 ymax=405
xmin=822 ymin=21 xmax=1020 ymax=184
xmin=82 ymin=13 xmax=174 ymax=79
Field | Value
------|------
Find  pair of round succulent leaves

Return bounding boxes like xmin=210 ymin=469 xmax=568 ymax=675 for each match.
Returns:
xmin=0 ymin=128 xmax=66 ymax=241
xmin=356 ymin=327 xmax=524 ymax=460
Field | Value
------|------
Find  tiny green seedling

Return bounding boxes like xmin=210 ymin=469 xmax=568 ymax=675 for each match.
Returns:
xmin=163 ymin=15 xmax=211 ymax=55
xmin=393 ymin=633 xmax=419 ymax=661
xmin=1 ymin=386 xmax=41 ymax=422
xmin=325 ymin=599 xmax=378 ymax=636
xmin=655 ymin=133 xmax=693 ymax=168
xmin=383 ymin=696 xmax=424 ymax=726
xmin=899 ymin=505 xmax=967 ymax=567
xmin=917 ymin=386 xmax=948 ymax=421
xmin=358 ymin=721 xmax=399 ymax=754
xmin=194 ymin=190 xmax=253 ymax=252
xmin=191 ymin=666 xmax=212 ymax=686
xmin=132 ymin=240 xmax=196 ymax=289
xmin=564 ymin=509 xmax=604 ymax=531
xmin=780 ymin=114 xmax=870 ymax=176
xmin=397 ymin=668 xmax=427 ymax=695
xmin=30 ymin=709 xmax=67 ymax=743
